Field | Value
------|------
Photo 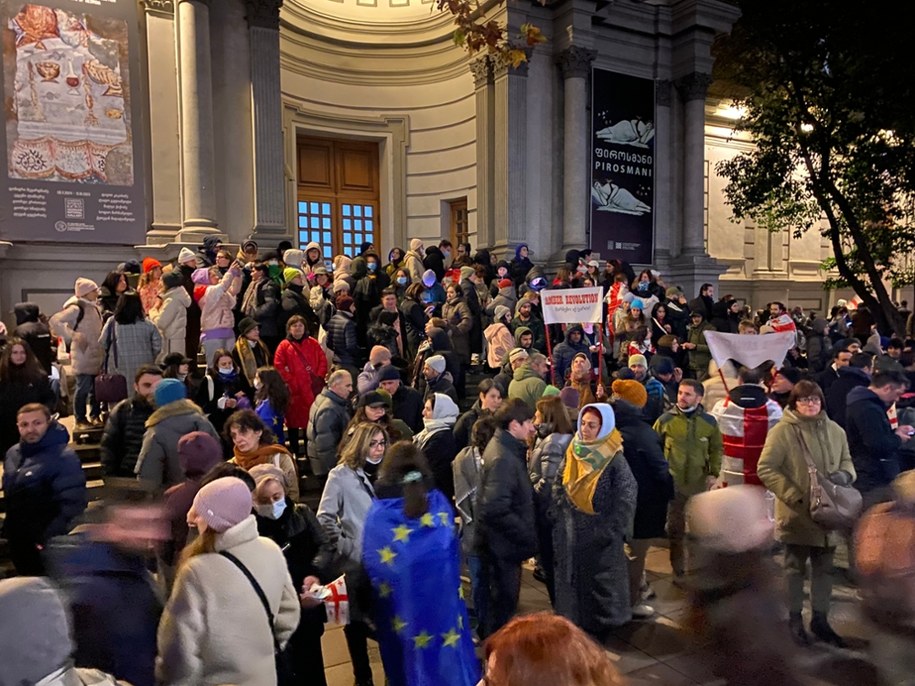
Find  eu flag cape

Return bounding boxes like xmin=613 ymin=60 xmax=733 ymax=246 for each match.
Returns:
xmin=362 ymin=488 xmax=480 ymax=686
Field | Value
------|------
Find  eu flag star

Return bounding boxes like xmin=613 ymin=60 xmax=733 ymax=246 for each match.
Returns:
xmin=420 ymin=512 xmax=436 ymax=528
xmin=378 ymin=582 xmax=392 ymax=598
xmin=392 ymin=616 xmax=408 ymax=634
xmin=392 ymin=524 xmax=412 ymax=543
xmin=413 ymin=630 xmax=433 ymax=649
xmin=438 ymin=511 xmax=451 ymax=526
xmin=442 ymin=628 xmax=461 ymax=648
xmin=378 ymin=546 xmax=397 ymax=565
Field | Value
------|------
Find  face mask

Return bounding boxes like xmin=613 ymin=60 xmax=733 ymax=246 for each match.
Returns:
xmin=367 ymin=262 xmax=378 ymax=272
xmin=254 ymin=378 xmax=263 ymax=390
xmin=443 ymin=250 xmax=451 ymax=259
xmin=366 ymin=454 xmax=383 ymax=465
xmin=257 ymin=499 xmax=287 ymax=520
xmin=218 ymin=366 xmax=234 ymax=375
xmin=397 ymin=276 xmax=408 ymax=285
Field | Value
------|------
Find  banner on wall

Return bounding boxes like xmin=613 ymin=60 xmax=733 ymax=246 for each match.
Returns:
xmin=590 ymin=69 xmax=655 ymax=264
xmin=541 ymin=287 xmax=604 ymax=325
xmin=0 ymin=0 xmax=146 ymax=243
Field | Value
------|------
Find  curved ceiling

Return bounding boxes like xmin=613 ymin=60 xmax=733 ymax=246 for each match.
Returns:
xmin=285 ymin=0 xmax=444 ymax=25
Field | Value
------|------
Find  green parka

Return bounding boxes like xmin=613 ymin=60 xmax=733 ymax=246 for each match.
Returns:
xmin=757 ymin=408 xmax=856 ymax=548
xmin=653 ymin=405 xmax=723 ymax=496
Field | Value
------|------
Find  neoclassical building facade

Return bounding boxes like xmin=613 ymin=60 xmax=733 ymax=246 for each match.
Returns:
xmin=0 ymin=0 xmax=856 ymax=325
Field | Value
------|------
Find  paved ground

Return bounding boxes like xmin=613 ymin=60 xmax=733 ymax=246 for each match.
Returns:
xmin=321 ymin=542 xmax=880 ymax=685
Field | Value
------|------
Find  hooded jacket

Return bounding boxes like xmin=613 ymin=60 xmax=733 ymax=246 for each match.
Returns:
xmin=2 ymin=421 xmax=86 ymax=545
xmin=825 ymin=365 xmax=871 ymax=427
xmin=551 ymin=325 xmax=591 ymax=383
xmin=710 ymin=385 xmax=782 ymax=486
xmin=508 ymin=362 xmax=547 ymax=411
xmin=306 ymin=388 xmax=352 ymax=475
xmin=757 ymin=408 xmax=855 ymax=547
xmin=422 ymin=245 xmax=447 ymax=281
xmin=13 ymin=302 xmax=53 ymax=373
xmin=510 ymin=318 xmax=546 ymax=354
xmin=134 ymin=399 xmax=221 ymax=490
xmin=403 ymin=248 xmax=424 ymax=283
xmin=150 ymin=286 xmax=192 ymax=346
xmin=846 ymin=385 xmax=904 ymax=493
xmin=50 ymin=296 xmax=105 ymax=375
xmin=509 ymin=245 xmax=533 ymax=287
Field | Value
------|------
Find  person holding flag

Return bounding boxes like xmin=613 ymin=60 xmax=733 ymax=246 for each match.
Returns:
xmin=362 ymin=441 xmax=480 ymax=686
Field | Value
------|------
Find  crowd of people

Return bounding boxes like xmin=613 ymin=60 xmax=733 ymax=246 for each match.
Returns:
xmin=2 ymin=235 xmax=915 ymax=685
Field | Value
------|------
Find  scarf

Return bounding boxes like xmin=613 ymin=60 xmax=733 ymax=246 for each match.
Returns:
xmin=562 ymin=428 xmax=623 ymax=514
xmin=413 ymin=417 xmax=454 ymax=450
xmin=235 ymin=337 xmax=265 ymax=386
xmin=233 ymin=442 xmax=291 ymax=471
xmin=241 ymin=278 xmax=259 ymax=317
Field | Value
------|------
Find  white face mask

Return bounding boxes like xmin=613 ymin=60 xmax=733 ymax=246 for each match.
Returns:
xmin=256 ymin=499 xmax=287 ymax=520
xmin=366 ymin=454 xmax=384 ymax=465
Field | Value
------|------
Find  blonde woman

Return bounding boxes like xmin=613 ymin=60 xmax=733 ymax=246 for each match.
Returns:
xmin=317 ymin=422 xmax=388 ymax=686
xmin=157 ymin=476 xmax=300 ymax=685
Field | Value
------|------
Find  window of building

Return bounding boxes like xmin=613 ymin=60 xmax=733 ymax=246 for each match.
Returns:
xmin=296 ymin=137 xmax=379 ymax=258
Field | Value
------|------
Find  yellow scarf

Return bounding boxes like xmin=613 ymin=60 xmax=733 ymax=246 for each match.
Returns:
xmin=563 ymin=428 xmax=623 ymax=514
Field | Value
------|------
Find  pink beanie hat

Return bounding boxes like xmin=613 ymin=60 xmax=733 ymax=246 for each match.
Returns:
xmin=190 ymin=477 xmax=252 ymax=533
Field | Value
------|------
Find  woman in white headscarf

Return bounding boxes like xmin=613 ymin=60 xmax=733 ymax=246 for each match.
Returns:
xmin=413 ymin=392 xmax=460 ymax=500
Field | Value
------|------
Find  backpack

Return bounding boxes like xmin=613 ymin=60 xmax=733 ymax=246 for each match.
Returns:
xmin=64 ymin=301 xmax=87 ymax=354
xmin=855 ymin=501 xmax=915 ymax=629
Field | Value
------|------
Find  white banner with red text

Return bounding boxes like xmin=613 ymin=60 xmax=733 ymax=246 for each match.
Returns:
xmin=541 ymin=287 xmax=605 ymax=325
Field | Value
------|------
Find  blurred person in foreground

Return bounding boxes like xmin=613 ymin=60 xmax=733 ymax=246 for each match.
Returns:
xmin=685 ymin=486 xmax=804 ymax=686
xmin=481 ymin=612 xmax=625 ymax=686
xmin=855 ymin=470 xmax=915 ymax=685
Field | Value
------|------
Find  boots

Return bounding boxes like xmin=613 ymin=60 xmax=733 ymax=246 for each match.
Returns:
xmin=788 ymin=613 xmax=810 ymax=646
xmin=810 ymin=612 xmax=846 ymax=648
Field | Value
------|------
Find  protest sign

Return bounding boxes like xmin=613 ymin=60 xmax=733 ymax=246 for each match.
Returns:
xmin=541 ymin=287 xmax=604 ymax=325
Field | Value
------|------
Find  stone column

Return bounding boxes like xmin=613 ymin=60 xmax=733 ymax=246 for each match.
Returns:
xmin=558 ymin=47 xmax=596 ymax=254
xmin=176 ymin=0 xmax=220 ymax=241
xmin=675 ymin=72 xmax=712 ymax=256
xmin=653 ymin=79 xmax=675 ymax=264
xmin=470 ymin=56 xmax=495 ymax=250
xmin=245 ymin=0 xmax=286 ymax=240
xmin=492 ymin=52 xmax=530 ymax=256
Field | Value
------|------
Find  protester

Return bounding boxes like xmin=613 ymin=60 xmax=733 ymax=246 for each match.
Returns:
xmin=150 ymin=269 xmax=191 ymax=359
xmin=551 ymin=325 xmax=591 ymax=384
xmin=413 ymin=392 xmax=460 ymax=499
xmin=307 ymin=369 xmax=354 ymax=476
xmin=99 ymin=292 xmax=162 ymax=396
xmin=824 ymin=351 xmax=873 ymax=426
xmin=157 ymin=476 xmax=300 ymax=685
xmin=0 ymin=337 xmax=56 ymax=456
xmin=275 ymin=314 xmax=327 ymax=457
xmin=101 ymin=365 xmax=162 ymax=477
xmin=13 ymin=302 xmax=54 ymax=374
xmin=195 ymin=348 xmax=252 ymax=446
xmin=233 ymin=317 xmax=272 ymax=388
xmin=484 ymin=305 xmax=515 ymax=371
xmin=253 ymin=366 xmax=289 ymax=445
xmin=419 ymin=353 xmax=458 ymax=404
xmin=453 ymin=378 xmax=503 ymax=451
xmin=199 ymin=262 xmax=243 ymax=362
xmin=226 ymin=409 xmax=299 ymax=502
xmin=378 ymin=364 xmax=424 ymax=434
xmin=98 ymin=270 xmax=129 ymax=320
xmin=683 ymin=311 xmax=714 ymax=381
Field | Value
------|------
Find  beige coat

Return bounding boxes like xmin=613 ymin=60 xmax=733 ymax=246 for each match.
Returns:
xmin=50 ymin=296 xmax=105 ymax=375
xmin=151 ymin=286 xmax=192 ymax=355
xmin=757 ymin=409 xmax=856 ymax=548
xmin=156 ymin=516 xmax=300 ymax=685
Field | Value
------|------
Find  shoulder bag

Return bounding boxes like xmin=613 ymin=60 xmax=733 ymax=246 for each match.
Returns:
xmin=794 ymin=429 xmax=863 ymax=530
xmin=95 ymin=322 xmax=128 ymax=404
xmin=290 ymin=340 xmax=325 ymax=397
xmin=220 ymin=550 xmax=295 ymax=685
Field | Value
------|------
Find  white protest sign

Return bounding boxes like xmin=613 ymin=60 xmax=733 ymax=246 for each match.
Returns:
xmin=704 ymin=331 xmax=796 ymax=370
xmin=541 ymin=287 xmax=604 ymax=325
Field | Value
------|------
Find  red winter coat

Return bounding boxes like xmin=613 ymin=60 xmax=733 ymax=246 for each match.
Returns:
xmin=274 ymin=335 xmax=328 ymax=428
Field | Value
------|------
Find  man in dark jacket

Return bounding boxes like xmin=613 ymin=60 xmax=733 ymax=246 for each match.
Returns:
xmin=551 ymin=324 xmax=591 ymax=385
xmin=245 ymin=263 xmax=282 ymax=354
xmin=825 ymin=352 xmax=873 ymax=427
xmin=815 ymin=340 xmax=858 ymax=394
xmin=2 ymin=403 xmax=87 ymax=574
xmin=846 ymin=371 xmax=914 ymax=507
xmin=13 ymin=302 xmax=54 ymax=374
xmin=476 ymin=398 xmax=538 ymax=637
xmin=306 ymin=370 xmax=353 ymax=475
xmin=101 ymin=365 xmax=163 ymax=477
xmin=326 ymin=295 xmax=362 ymax=382
xmin=663 ymin=287 xmax=691 ymax=340
xmin=688 ymin=283 xmax=715 ymax=323
xmin=418 ymin=354 xmax=458 ymax=404
xmin=422 ymin=242 xmax=449 ymax=282
xmin=378 ymin=365 xmax=424 ymax=433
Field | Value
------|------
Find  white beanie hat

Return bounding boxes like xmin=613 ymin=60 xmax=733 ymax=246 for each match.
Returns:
xmin=425 ymin=354 xmax=446 ymax=375
xmin=686 ymin=485 xmax=773 ymax=553
xmin=283 ymin=248 xmax=305 ymax=267
xmin=178 ymin=247 xmax=196 ymax=265
xmin=74 ymin=277 xmax=98 ymax=298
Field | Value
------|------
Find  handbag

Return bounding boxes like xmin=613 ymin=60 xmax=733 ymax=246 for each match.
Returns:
xmin=795 ymin=429 xmax=863 ymax=530
xmin=95 ymin=323 xmax=128 ymax=404
xmin=220 ymin=551 xmax=295 ymax=686
xmin=290 ymin=341 xmax=325 ymax=397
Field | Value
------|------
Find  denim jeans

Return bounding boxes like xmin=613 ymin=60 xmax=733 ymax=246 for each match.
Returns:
xmin=467 ymin=555 xmax=490 ymax=637
xmin=74 ymin=373 xmax=99 ymax=423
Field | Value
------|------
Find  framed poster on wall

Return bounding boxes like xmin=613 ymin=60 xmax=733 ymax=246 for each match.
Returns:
xmin=590 ymin=68 xmax=655 ymax=265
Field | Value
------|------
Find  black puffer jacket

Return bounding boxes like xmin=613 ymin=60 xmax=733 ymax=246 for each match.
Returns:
xmin=14 ymin=302 xmax=54 ymax=374
xmin=476 ymin=428 xmax=537 ymax=561
xmin=100 ymin=396 xmax=156 ymax=477
xmin=326 ymin=310 xmax=361 ymax=368
xmin=280 ymin=282 xmax=319 ymax=337
xmin=252 ymin=278 xmax=281 ymax=339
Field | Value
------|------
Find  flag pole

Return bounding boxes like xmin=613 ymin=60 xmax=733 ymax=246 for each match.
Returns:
xmin=544 ymin=324 xmax=556 ymax=386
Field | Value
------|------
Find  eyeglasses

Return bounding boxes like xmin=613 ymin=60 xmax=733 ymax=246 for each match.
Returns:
xmin=369 ymin=440 xmax=387 ymax=448
xmin=796 ymin=397 xmax=822 ymax=405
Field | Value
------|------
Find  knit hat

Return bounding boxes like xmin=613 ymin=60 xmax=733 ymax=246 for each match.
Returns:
xmin=543 ymin=385 xmax=560 ymax=397
xmin=154 ymin=378 xmax=187 ymax=407
xmin=283 ymin=267 xmax=303 ymax=285
xmin=359 ymin=390 xmax=388 ymax=408
xmin=332 ymin=280 xmax=350 ymax=294
xmin=508 ymin=347 xmax=529 ymax=365
xmin=690 ymin=310 xmax=704 ymax=319
xmin=190 ymin=477 xmax=253 ymax=533
xmin=630 ymin=298 xmax=645 ymax=311
xmin=378 ymin=365 xmax=401 ymax=382
xmin=775 ymin=367 xmax=801 ymax=385
xmin=178 ymin=246 xmax=196 ymax=265
xmin=666 ymin=286 xmax=683 ymax=299
xmin=242 ymin=239 xmax=258 ymax=253
xmin=686 ymin=485 xmax=773 ymax=553
xmin=628 ymin=353 xmax=648 ymax=369
xmin=497 ymin=278 xmax=512 ymax=290
xmin=0 ymin=577 xmax=73 ymax=685
xmin=162 ymin=270 xmax=184 ymax=290
xmin=612 ymin=379 xmax=648 ymax=408
xmin=335 ymin=294 xmax=354 ymax=312
xmin=410 ymin=238 xmax=424 ymax=252
xmin=651 ymin=356 xmax=675 ymax=375
xmin=494 ymin=305 xmax=511 ymax=322
xmin=369 ymin=345 xmax=392 ymax=366
xmin=313 ymin=265 xmax=329 ymax=277
xmin=283 ymin=249 xmax=305 ymax=267
xmin=74 ymin=277 xmax=98 ymax=298
xmin=459 ymin=266 xmax=475 ymax=282
xmin=178 ymin=431 xmax=223 ymax=478
xmin=559 ymin=386 xmax=580 ymax=410
xmin=142 ymin=257 xmax=161 ymax=274
xmin=529 ymin=276 xmax=547 ymax=292
xmin=425 ymin=355 xmax=446 ymax=375
xmin=238 ymin=317 xmax=258 ymax=336
xmin=248 ymin=463 xmax=286 ymax=491
xmin=422 ymin=269 xmax=437 ymax=288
